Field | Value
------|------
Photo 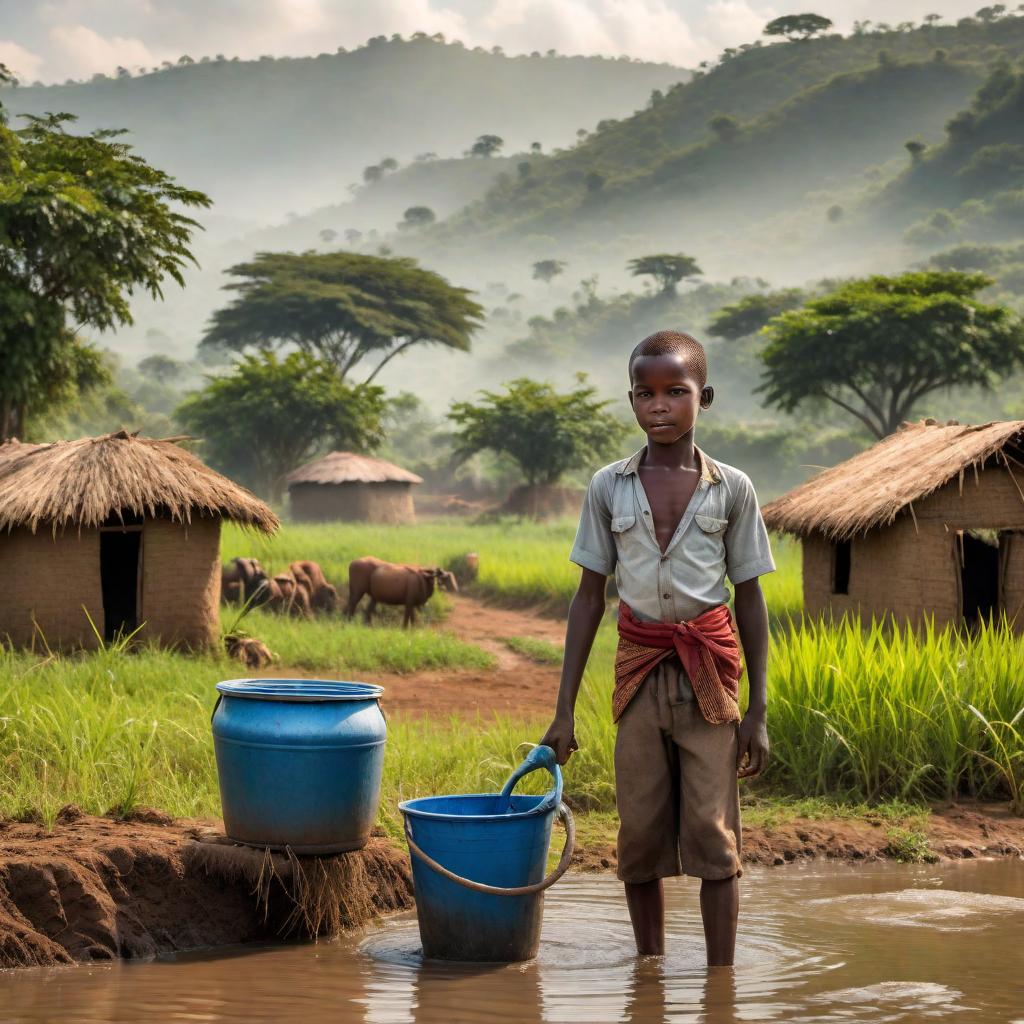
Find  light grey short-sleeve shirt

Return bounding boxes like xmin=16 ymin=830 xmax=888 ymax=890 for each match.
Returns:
xmin=569 ymin=445 xmax=776 ymax=623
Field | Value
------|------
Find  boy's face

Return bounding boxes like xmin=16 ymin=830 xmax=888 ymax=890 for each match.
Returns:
xmin=628 ymin=353 xmax=713 ymax=444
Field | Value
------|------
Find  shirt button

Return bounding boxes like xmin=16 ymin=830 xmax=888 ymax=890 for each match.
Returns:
xmin=660 ymin=555 xmax=667 ymax=562
xmin=663 ymin=593 xmax=670 ymax=599
xmin=643 ymin=510 xmax=650 ymax=516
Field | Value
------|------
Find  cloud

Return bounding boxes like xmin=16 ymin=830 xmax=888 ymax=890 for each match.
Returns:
xmin=0 ymin=40 xmax=45 ymax=82
xmin=49 ymin=23 xmax=161 ymax=77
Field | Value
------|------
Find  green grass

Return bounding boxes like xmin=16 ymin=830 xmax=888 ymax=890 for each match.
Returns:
xmin=243 ymin=609 xmax=494 ymax=674
xmin=222 ymin=520 xmax=804 ymax=619
xmin=503 ymin=636 xmax=564 ymax=664
xmin=222 ymin=518 xmax=583 ymax=614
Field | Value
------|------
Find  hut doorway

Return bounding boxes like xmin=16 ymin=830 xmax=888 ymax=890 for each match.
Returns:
xmin=957 ymin=529 xmax=1002 ymax=628
xmin=100 ymin=514 xmax=142 ymax=642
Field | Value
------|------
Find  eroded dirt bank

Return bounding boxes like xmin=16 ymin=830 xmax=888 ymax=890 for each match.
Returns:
xmin=571 ymin=802 xmax=1024 ymax=872
xmin=0 ymin=809 xmax=412 ymax=970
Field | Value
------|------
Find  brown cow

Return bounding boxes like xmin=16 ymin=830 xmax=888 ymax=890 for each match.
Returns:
xmin=221 ymin=557 xmax=269 ymax=606
xmin=289 ymin=560 xmax=338 ymax=614
xmin=264 ymin=570 xmax=313 ymax=618
xmin=346 ymin=556 xmax=458 ymax=627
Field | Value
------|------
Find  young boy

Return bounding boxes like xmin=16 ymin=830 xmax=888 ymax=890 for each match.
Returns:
xmin=540 ymin=329 xmax=774 ymax=967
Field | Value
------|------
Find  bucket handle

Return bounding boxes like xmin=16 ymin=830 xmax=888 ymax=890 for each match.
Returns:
xmin=404 ymin=802 xmax=575 ymax=897
xmin=500 ymin=744 xmax=562 ymax=812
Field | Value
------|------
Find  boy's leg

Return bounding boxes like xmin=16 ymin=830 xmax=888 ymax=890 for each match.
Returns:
xmin=614 ymin=663 xmax=681 ymax=956
xmin=624 ymin=879 xmax=664 ymax=955
xmin=668 ymin=683 xmax=743 ymax=967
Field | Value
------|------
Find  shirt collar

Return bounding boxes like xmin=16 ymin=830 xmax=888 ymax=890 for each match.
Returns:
xmin=616 ymin=444 xmax=720 ymax=484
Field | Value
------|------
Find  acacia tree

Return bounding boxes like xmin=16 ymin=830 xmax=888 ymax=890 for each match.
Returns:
xmin=708 ymin=289 xmax=806 ymax=340
xmin=628 ymin=253 xmax=702 ymax=294
xmin=532 ymin=258 xmax=566 ymax=284
xmin=758 ymin=271 xmax=1024 ymax=438
xmin=449 ymin=377 xmax=627 ymax=489
xmin=0 ymin=63 xmax=210 ymax=440
xmin=763 ymin=14 xmax=834 ymax=40
xmin=177 ymin=350 xmax=384 ymax=501
xmin=199 ymin=251 xmax=483 ymax=384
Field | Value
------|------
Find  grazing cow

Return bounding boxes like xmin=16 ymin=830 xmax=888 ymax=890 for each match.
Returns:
xmin=221 ymin=557 xmax=269 ymax=605
xmin=289 ymin=560 xmax=338 ymax=614
xmin=264 ymin=570 xmax=313 ymax=618
xmin=346 ymin=556 xmax=458 ymax=627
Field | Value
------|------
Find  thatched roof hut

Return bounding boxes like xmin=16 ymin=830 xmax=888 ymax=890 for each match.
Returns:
xmin=286 ymin=452 xmax=423 ymax=524
xmin=0 ymin=430 xmax=277 ymax=650
xmin=761 ymin=418 xmax=1024 ymax=631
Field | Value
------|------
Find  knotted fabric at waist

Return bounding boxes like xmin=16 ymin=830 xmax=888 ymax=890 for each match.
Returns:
xmin=613 ymin=601 xmax=743 ymax=724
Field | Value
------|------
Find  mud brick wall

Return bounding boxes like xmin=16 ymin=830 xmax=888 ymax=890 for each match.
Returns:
xmin=0 ymin=527 xmax=103 ymax=649
xmin=800 ymin=462 xmax=1024 ymax=632
xmin=140 ymin=517 xmax=220 ymax=650
xmin=289 ymin=482 xmax=416 ymax=524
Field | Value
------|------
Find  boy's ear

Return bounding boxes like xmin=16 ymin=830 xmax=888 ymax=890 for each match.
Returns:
xmin=627 ymin=389 xmax=635 ymax=409
xmin=701 ymin=385 xmax=714 ymax=409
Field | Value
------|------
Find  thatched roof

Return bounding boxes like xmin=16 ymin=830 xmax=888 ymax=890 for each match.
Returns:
xmin=286 ymin=452 xmax=423 ymax=487
xmin=0 ymin=430 xmax=278 ymax=533
xmin=761 ymin=418 xmax=1024 ymax=542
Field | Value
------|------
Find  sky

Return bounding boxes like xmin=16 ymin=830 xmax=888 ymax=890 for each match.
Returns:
xmin=0 ymin=0 xmax=1002 ymax=83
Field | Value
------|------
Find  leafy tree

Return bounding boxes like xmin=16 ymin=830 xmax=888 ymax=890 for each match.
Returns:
xmin=362 ymin=164 xmax=383 ymax=183
xmin=532 ymin=259 xmax=566 ymax=284
xmin=530 ymin=141 xmax=542 ymax=153
xmin=628 ymin=254 xmax=702 ymax=294
xmin=137 ymin=354 xmax=185 ymax=385
xmin=400 ymin=205 xmax=436 ymax=228
xmin=200 ymin=251 xmax=483 ymax=384
xmin=177 ymin=351 xmax=384 ymax=501
xmin=763 ymin=14 xmax=834 ymax=40
xmin=517 ymin=161 xmax=532 ymax=179
xmin=924 ymin=13 xmax=943 ymax=24
xmin=470 ymin=134 xmax=504 ymax=157
xmin=708 ymin=114 xmax=741 ymax=142
xmin=758 ymin=272 xmax=1024 ymax=438
xmin=448 ymin=377 xmax=627 ymax=487
xmin=0 ymin=64 xmax=210 ymax=440
xmin=585 ymin=171 xmax=605 ymax=192
xmin=905 ymin=139 xmax=928 ymax=163
xmin=379 ymin=156 xmax=399 ymax=172
xmin=975 ymin=5 xmax=1007 ymax=20
xmin=708 ymin=289 xmax=806 ymax=340
xmin=344 ymin=228 xmax=363 ymax=245
xmin=319 ymin=227 xmax=338 ymax=244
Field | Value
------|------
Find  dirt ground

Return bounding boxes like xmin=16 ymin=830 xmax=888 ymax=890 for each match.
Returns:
xmin=0 ymin=810 xmax=412 ymax=970
xmin=264 ymin=596 xmax=567 ymax=719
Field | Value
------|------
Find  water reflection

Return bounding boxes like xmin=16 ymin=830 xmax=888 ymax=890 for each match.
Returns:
xmin=0 ymin=860 xmax=1021 ymax=1023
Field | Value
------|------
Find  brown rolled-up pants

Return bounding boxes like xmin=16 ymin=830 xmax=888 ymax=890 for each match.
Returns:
xmin=614 ymin=656 xmax=742 ymax=882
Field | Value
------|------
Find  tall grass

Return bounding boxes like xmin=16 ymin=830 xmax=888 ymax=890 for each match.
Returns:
xmin=4 ymin=611 xmax=1021 ymax=829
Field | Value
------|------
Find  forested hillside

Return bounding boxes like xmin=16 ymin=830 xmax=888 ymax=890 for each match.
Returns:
xmin=2 ymin=36 xmax=684 ymax=223
xmin=398 ymin=17 xmax=1024 ymax=285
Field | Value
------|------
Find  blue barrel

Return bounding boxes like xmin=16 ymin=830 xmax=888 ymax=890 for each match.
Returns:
xmin=212 ymin=678 xmax=385 ymax=854
xmin=400 ymin=746 xmax=575 ymax=962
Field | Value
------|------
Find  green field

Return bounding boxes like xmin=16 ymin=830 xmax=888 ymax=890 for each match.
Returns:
xmin=222 ymin=519 xmax=804 ymax=620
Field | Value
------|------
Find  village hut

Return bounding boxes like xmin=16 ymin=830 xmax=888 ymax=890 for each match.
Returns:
xmin=0 ymin=430 xmax=278 ymax=651
xmin=760 ymin=418 xmax=1024 ymax=632
xmin=286 ymin=452 xmax=423 ymax=524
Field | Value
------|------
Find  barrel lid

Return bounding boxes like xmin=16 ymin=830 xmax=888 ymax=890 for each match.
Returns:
xmin=216 ymin=679 xmax=384 ymax=702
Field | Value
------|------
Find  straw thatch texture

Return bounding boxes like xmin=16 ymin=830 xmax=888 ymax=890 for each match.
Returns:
xmin=286 ymin=451 xmax=423 ymax=486
xmin=0 ymin=431 xmax=278 ymax=534
xmin=761 ymin=419 xmax=1024 ymax=542
xmin=289 ymin=481 xmax=417 ymax=524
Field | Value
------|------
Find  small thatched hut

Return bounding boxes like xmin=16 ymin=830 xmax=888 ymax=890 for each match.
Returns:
xmin=761 ymin=418 xmax=1024 ymax=631
xmin=0 ymin=430 xmax=277 ymax=650
xmin=286 ymin=452 xmax=422 ymax=524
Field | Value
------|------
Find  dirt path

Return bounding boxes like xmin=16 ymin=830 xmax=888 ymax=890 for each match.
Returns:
xmin=267 ymin=596 xmax=567 ymax=720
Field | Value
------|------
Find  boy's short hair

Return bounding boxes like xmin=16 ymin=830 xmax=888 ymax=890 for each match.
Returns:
xmin=628 ymin=330 xmax=708 ymax=388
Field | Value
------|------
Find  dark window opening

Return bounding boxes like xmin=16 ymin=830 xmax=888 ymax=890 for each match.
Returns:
xmin=832 ymin=539 xmax=851 ymax=595
xmin=959 ymin=530 xmax=1000 ymax=628
xmin=100 ymin=530 xmax=140 ymax=642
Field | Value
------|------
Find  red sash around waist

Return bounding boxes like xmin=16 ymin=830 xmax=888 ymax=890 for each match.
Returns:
xmin=613 ymin=601 xmax=743 ymax=724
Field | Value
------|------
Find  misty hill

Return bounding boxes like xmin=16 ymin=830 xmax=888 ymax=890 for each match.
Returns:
xmin=401 ymin=18 xmax=1024 ymax=283
xmin=3 ymin=37 xmax=685 ymax=224
xmin=876 ymin=61 xmax=1024 ymax=247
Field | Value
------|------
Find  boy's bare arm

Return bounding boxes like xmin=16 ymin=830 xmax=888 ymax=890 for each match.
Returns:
xmin=539 ymin=567 xmax=608 ymax=764
xmin=733 ymin=577 xmax=770 ymax=779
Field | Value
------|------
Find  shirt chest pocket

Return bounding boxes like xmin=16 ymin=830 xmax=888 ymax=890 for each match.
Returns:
xmin=691 ymin=511 xmax=728 ymax=565
xmin=610 ymin=513 xmax=637 ymax=538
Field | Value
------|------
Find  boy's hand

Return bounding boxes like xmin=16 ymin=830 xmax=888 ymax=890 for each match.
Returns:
xmin=737 ymin=709 xmax=769 ymax=779
xmin=539 ymin=714 xmax=578 ymax=765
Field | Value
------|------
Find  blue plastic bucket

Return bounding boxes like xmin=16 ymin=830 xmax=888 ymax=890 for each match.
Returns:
xmin=399 ymin=745 xmax=575 ymax=962
xmin=212 ymin=678 xmax=385 ymax=854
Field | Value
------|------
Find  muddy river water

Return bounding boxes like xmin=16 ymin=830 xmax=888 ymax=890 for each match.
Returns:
xmin=2 ymin=859 xmax=1022 ymax=1023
